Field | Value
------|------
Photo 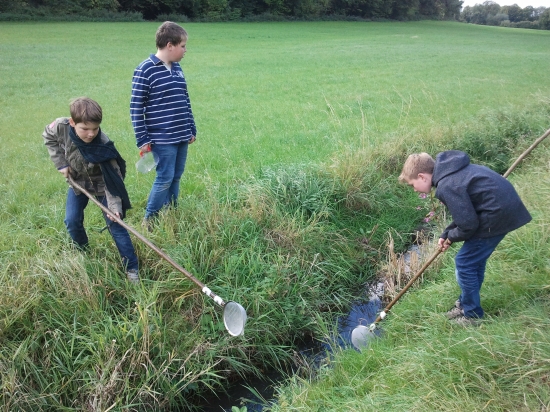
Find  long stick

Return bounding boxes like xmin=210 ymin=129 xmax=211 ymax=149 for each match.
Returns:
xmin=503 ymin=127 xmax=550 ymax=178
xmin=67 ymin=177 xmax=227 ymax=307
xmin=371 ymin=248 xmax=443 ymax=326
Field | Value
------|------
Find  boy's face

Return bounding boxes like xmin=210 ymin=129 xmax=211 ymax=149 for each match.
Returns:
xmin=167 ymin=37 xmax=187 ymax=62
xmin=406 ymin=173 xmax=432 ymax=194
xmin=69 ymin=119 xmax=100 ymax=144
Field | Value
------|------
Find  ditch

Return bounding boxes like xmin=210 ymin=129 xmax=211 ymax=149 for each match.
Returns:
xmin=198 ymin=283 xmax=384 ymax=411
xmin=197 ymin=242 xmax=425 ymax=411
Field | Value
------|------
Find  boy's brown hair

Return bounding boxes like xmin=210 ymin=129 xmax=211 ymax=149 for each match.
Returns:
xmin=156 ymin=21 xmax=187 ymax=49
xmin=399 ymin=152 xmax=435 ymax=183
xmin=70 ymin=97 xmax=102 ymax=124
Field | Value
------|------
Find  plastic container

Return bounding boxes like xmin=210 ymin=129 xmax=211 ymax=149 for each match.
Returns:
xmin=135 ymin=151 xmax=158 ymax=173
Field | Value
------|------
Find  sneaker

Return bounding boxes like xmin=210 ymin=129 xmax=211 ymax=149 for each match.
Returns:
xmin=127 ymin=269 xmax=139 ymax=283
xmin=141 ymin=218 xmax=153 ymax=233
xmin=453 ymin=316 xmax=480 ymax=326
xmin=446 ymin=306 xmax=464 ymax=319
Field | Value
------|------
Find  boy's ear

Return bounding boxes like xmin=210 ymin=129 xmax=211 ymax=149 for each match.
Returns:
xmin=69 ymin=118 xmax=76 ymax=127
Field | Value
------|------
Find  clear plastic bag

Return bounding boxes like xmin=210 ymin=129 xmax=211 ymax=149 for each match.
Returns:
xmin=135 ymin=151 xmax=158 ymax=173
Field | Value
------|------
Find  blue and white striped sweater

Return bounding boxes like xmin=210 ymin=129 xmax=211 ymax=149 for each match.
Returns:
xmin=130 ymin=54 xmax=196 ymax=148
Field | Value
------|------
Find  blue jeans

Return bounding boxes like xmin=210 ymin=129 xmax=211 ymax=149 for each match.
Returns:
xmin=64 ymin=188 xmax=139 ymax=271
xmin=145 ymin=142 xmax=189 ymax=219
xmin=454 ymin=234 xmax=506 ymax=319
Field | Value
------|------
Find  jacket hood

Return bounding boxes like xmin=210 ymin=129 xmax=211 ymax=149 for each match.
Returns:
xmin=432 ymin=150 xmax=470 ymax=187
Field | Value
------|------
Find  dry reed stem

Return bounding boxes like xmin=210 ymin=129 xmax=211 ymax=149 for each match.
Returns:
xmin=381 ymin=231 xmax=440 ymax=301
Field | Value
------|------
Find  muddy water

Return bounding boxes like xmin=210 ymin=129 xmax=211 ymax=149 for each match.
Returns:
xmin=199 ymin=284 xmax=384 ymax=411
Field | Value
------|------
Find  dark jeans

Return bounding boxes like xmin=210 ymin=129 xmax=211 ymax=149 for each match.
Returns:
xmin=454 ymin=234 xmax=506 ymax=319
xmin=64 ymin=188 xmax=139 ymax=272
xmin=145 ymin=141 xmax=189 ymax=219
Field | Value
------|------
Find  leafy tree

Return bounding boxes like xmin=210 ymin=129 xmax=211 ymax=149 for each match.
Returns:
xmin=482 ymin=0 xmax=499 ymax=16
xmin=417 ymin=0 xmax=461 ymax=19
xmin=522 ymin=5 xmax=535 ymax=21
xmin=291 ymin=0 xmax=330 ymax=17
xmin=228 ymin=0 xmax=265 ymax=16
xmin=533 ymin=6 xmax=546 ymax=19
xmin=502 ymin=4 xmax=523 ymax=22
xmin=390 ymin=0 xmax=420 ymax=20
xmin=26 ymin=0 xmax=88 ymax=13
xmin=468 ymin=4 xmax=488 ymax=24
xmin=442 ymin=0 xmax=463 ymax=19
xmin=540 ymin=7 xmax=550 ymax=29
xmin=116 ymin=0 xmax=190 ymax=19
xmin=260 ymin=0 xmax=290 ymax=15
xmin=0 ymin=0 xmax=21 ymax=11
xmin=90 ymin=0 xmax=120 ymax=11
xmin=486 ymin=12 xmax=507 ymax=25
xmin=327 ymin=0 xmax=391 ymax=19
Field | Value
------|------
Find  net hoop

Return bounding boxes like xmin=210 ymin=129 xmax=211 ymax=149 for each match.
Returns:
xmin=223 ymin=301 xmax=247 ymax=336
xmin=351 ymin=325 xmax=376 ymax=349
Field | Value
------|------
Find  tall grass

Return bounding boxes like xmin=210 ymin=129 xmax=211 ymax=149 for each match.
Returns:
xmin=1 ymin=21 xmax=550 ymax=409
xmin=265 ymin=111 xmax=550 ymax=412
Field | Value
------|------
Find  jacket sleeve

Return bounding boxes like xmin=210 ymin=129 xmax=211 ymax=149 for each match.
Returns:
xmin=185 ymin=85 xmax=197 ymax=138
xmin=43 ymin=119 xmax=69 ymax=170
xmin=104 ymin=158 xmax=124 ymax=215
xmin=130 ymin=67 xmax=151 ymax=148
xmin=438 ymin=185 xmax=480 ymax=242
xmin=440 ymin=222 xmax=457 ymax=240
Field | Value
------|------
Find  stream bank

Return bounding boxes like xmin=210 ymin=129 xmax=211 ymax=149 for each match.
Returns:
xmin=198 ymin=284 xmax=385 ymax=411
xmin=198 ymin=241 xmax=428 ymax=411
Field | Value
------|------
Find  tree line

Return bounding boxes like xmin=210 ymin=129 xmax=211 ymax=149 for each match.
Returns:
xmin=461 ymin=1 xmax=550 ymax=30
xmin=1 ymin=0 xmax=463 ymax=21
xmin=1 ymin=0 xmax=548 ymax=29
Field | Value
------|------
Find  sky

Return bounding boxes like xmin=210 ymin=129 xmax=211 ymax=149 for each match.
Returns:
xmin=461 ymin=0 xmax=550 ymax=7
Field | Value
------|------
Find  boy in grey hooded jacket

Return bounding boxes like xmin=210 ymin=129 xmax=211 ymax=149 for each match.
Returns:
xmin=400 ymin=150 xmax=531 ymax=324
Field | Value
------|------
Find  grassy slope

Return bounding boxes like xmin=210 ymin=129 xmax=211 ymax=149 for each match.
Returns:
xmin=269 ymin=143 xmax=550 ymax=411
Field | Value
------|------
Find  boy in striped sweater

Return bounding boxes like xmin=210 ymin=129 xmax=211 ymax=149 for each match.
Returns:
xmin=130 ymin=21 xmax=196 ymax=230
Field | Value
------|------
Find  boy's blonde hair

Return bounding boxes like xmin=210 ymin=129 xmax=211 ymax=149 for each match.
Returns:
xmin=399 ymin=152 xmax=435 ymax=183
xmin=156 ymin=21 xmax=187 ymax=49
xmin=70 ymin=97 xmax=102 ymax=124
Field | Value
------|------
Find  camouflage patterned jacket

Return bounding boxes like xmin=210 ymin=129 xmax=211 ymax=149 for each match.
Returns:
xmin=43 ymin=117 xmax=123 ymax=214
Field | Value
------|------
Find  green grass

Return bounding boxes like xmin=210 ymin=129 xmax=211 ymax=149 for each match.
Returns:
xmin=2 ymin=21 xmax=550 ymax=185
xmin=0 ymin=21 xmax=549 ymax=410
xmin=267 ymin=146 xmax=550 ymax=411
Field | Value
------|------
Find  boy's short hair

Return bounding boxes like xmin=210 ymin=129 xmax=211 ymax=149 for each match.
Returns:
xmin=156 ymin=21 xmax=188 ymax=49
xmin=399 ymin=152 xmax=435 ymax=182
xmin=70 ymin=97 xmax=102 ymax=124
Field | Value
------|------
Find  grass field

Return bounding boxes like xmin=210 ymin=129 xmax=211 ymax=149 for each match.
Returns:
xmin=0 ymin=21 xmax=549 ymax=410
xmin=2 ymin=21 xmax=550 ymax=184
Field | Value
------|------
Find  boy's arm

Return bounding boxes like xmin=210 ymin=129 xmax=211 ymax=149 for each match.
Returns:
xmin=130 ymin=67 xmax=151 ymax=149
xmin=440 ymin=222 xmax=457 ymax=240
xmin=43 ymin=119 xmax=71 ymax=176
xmin=438 ymin=187 xmax=479 ymax=242
xmin=186 ymin=86 xmax=197 ymax=138
xmin=103 ymin=158 xmax=124 ymax=216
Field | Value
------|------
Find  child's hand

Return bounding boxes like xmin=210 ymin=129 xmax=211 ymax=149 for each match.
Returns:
xmin=59 ymin=167 xmax=70 ymax=178
xmin=106 ymin=211 xmax=121 ymax=222
xmin=189 ymin=136 xmax=196 ymax=144
xmin=438 ymin=238 xmax=452 ymax=251
xmin=139 ymin=143 xmax=151 ymax=156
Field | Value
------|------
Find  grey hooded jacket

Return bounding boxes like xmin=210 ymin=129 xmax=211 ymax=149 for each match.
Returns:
xmin=433 ymin=150 xmax=531 ymax=242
